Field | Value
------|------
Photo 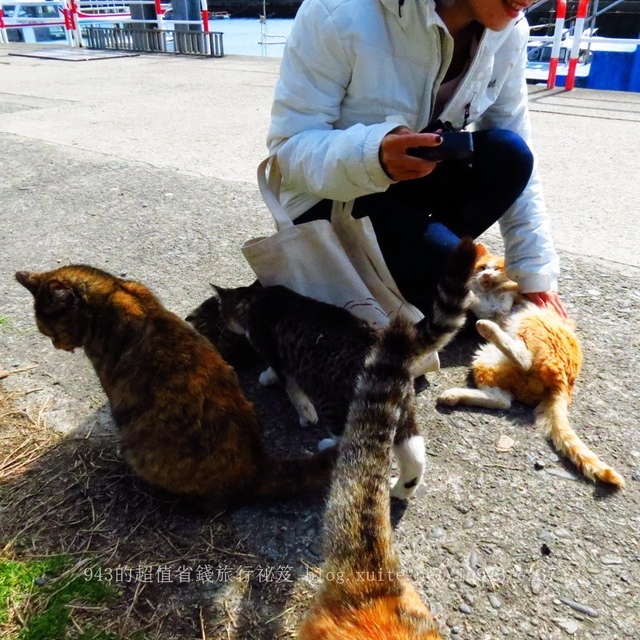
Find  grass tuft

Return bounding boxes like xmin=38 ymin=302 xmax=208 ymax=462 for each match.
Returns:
xmin=0 ymin=556 xmax=120 ymax=640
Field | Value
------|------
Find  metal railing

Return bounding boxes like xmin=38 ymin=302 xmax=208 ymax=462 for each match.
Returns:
xmin=82 ymin=25 xmax=224 ymax=56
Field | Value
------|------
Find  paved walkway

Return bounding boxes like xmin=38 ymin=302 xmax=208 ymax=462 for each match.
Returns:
xmin=1 ymin=41 xmax=639 ymax=411
xmin=1 ymin=42 xmax=639 ymax=268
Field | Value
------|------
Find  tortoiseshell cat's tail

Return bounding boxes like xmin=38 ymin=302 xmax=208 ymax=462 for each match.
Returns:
xmin=413 ymin=237 xmax=477 ymax=355
xmin=252 ymin=447 xmax=338 ymax=500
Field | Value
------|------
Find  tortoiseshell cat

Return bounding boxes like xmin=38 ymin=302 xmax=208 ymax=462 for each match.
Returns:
xmin=298 ymin=317 xmax=443 ymax=639
xmin=190 ymin=238 xmax=477 ymax=499
xmin=468 ymin=243 xmax=523 ymax=323
xmin=438 ymin=248 xmax=624 ymax=488
xmin=16 ymin=266 xmax=336 ymax=510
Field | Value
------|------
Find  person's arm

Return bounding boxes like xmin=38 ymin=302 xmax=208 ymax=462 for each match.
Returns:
xmin=267 ymin=0 xmax=401 ymax=203
xmin=476 ymin=21 xmax=564 ymax=315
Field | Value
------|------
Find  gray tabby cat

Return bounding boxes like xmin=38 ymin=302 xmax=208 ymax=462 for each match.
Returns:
xmin=189 ymin=238 xmax=476 ymax=499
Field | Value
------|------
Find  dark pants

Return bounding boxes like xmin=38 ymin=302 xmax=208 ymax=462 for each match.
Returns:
xmin=296 ymin=129 xmax=534 ymax=313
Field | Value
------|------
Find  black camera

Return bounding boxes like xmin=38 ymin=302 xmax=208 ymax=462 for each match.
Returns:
xmin=407 ymin=130 xmax=474 ymax=163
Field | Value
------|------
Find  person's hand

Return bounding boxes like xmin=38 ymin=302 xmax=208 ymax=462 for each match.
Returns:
xmin=379 ymin=126 xmax=441 ymax=181
xmin=525 ymin=291 xmax=568 ymax=319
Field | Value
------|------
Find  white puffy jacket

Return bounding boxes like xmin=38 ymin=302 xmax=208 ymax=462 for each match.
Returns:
xmin=267 ymin=0 xmax=560 ymax=300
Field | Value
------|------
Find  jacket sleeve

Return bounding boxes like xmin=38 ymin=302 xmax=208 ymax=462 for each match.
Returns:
xmin=475 ymin=21 xmax=560 ymax=293
xmin=267 ymin=0 xmax=398 ymax=204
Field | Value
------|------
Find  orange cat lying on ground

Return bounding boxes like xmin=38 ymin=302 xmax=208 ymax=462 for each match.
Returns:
xmin=438 ymin=249 xmax=624 ymax=488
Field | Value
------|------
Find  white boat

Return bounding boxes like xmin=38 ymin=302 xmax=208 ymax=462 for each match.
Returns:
xmin=0 ymin=1 xmax=68 ymax=44
xmin=0 ymin=0 xmax=130 ymax=44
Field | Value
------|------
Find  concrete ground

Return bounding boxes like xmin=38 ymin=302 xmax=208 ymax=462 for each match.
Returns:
xmin=1 ymin=43 xmax=639 ymax=639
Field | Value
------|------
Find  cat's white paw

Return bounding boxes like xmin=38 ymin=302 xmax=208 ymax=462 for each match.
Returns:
xmin=391 ymin=436 xmax=425 ymax=500
xmin=437 ymin=389 xmax=463 ymax=406
xmin=411 ymin=350 xmax=440 ymax=377
xmin=258 ymin=367 xmax=279 ymax=386
xmin=297 ymin=400 xmax=318 ymax=427
xmin=498 ymin=292 xmax=515 ymax=314
xmin=318 ymin=438 xmax=338 ymax=452
xmin=476 ymin=319 xmax=499 ymax=341
xmin=390 ymin=476 xmax=419 ymax=500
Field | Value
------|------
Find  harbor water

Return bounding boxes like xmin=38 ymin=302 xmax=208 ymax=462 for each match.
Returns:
xmin=211 ymin=18 xmax=294 ymax=57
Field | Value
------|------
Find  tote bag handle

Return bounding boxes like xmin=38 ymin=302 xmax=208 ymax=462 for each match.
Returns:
xmin=257 ymin=157 xmax=293 ymax=231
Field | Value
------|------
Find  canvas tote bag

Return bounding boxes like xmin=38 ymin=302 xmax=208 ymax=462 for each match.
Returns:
xmin=242 ymin=157 xmax=393 ymax=328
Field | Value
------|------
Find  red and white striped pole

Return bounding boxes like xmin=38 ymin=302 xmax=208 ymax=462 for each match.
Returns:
xmin=201 ymin=0 xmax=209 ymax=32
xmin=60 ymin=0 xmax=75 ymax=47
xmin=565 ymin=0 xmax=590 ymax=91
xmin=154 ymin=0 xmax=164 ymax=29
xmin=547 ymin=0 xmax=567 ymax=89
xmin=69 ymin=0 xmax=84 ymax=47
xmin=200 ymin=0 xmax=209 ymax=54
xmin=0 ymin=6 xmax=7 ymax=44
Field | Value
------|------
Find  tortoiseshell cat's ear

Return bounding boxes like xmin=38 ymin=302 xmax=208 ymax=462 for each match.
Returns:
xmin=43 ymin=280 xmax=79 ymax=313
xmin=16 ymin=271 xmax=78 ymax=312
xmin=15 ymin=270 xmax=42 ymax=296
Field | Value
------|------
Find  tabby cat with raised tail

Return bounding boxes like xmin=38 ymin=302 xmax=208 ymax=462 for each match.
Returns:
xmin=16 ymin=266 xmax=336 ymax=510
xmin=438 ymin=247 xmax=624 ymax=488
xmin=195 ymin=238 xmax=477 ymax=500
xmin=298 ymin=318 xmax=444 ymax=639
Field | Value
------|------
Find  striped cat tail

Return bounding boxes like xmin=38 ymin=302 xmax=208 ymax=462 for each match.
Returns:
xmin=414 ymin=237 xmax=476 ymax=354
xmin=319 ymin=317 xmax=417 ymax=583
xmin=297 ymin=316 xmax=443 ymax=638
xmin=537 ymin=388 xmax=625 ymax=488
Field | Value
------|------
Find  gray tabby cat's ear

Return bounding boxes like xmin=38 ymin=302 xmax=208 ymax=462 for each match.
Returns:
xmin=208 ymin=284 xmax=224 ymax=303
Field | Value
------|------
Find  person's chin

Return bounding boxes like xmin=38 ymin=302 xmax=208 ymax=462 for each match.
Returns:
xmin=485 ymin=17 xmax=518 ymax=32
xmin=484 ymin=1 xmax=522 ymax=31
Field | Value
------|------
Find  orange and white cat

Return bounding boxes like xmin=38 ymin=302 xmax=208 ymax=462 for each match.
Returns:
xmin=438 ymin=247 xmax=624 ymax=488
xmin=468 ymin=243 xmax=523 ymax=323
